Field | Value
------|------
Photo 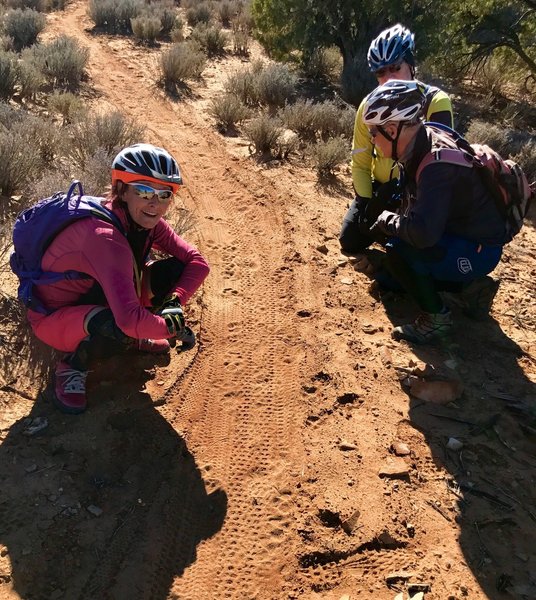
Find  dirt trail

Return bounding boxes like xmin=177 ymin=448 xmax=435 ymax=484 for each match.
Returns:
xmin=1 ymin=2 xmax=536 ymax=600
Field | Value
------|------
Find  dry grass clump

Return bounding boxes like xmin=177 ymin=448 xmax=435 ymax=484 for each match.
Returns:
xmin=88 ymin=0 xmax=144 ymax=33
xmin=301 ymin=47 xmax=342 ymax=83
xmin=47 ymin=91 xmax=87 ymax=124
xmin=0 ymin=51 xmax=18 ymax=101
xmin=209 ymin=92 xmax=250 ymax=133
xmin=307 ymin=136 xmax=350 ymax=177
xmin=224 ymin=62 xmax=298 ymax=110
xmin=23 ymin=35 xmax=89 ymax=90
xmin=243 ymin=114 xmax=283 ymax=157
xmin=131 ymin=15 xmax=161 ymax=44
xmin=185 ymin=2 xmax=213 ymax=26
xmin=159 ymin=41 xmax=206 ymax=93
xmin=2 ymin=8 xmax=46 ymax=51
xmin=190 ymin=23 xmax=228 ymax=57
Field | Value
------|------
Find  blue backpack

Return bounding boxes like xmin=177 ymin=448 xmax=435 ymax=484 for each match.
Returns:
xmin=10 ymin=180 xmax=126 ymax=314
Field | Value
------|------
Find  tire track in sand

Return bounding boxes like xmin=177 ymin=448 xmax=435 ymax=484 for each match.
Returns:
xmin=53 ymin=3 xmax=309 ymax=598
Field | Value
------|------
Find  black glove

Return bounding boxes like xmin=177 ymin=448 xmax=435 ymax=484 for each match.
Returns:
xmin=157 ymin=294 xmax=186 ymax=337
xmin=370 ymin=210 xmax=398 ymax=241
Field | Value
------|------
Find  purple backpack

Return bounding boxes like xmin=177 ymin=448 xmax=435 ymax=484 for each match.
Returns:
xmin=10 ymin=181 xmax=125 ymax=314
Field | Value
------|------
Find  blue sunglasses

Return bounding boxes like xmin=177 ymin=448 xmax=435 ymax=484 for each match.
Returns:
xmin=130 ymin=183 xmax=174 ymax=203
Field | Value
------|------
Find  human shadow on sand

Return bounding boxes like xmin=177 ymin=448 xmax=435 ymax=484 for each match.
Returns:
xmin=381 ymin=291 xmax=536 ymax=600
xmin=0 ymin=352 xmax=227 ymax=600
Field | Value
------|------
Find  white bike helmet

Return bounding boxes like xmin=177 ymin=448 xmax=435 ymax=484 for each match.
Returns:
xmin=112 ymin=143 xmax=182 ymax=192
xmin=367 ymin=24 xmax=415 ymax=72
xmin=364 ymin=80 xmax=426 ymax=126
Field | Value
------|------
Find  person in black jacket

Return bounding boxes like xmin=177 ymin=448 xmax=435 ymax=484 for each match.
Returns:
xmin=364 ymin=80 xmax=504 ymax=344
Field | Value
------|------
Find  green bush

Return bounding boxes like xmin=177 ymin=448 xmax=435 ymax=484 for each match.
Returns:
xmin=24 ymin=35 xmax=89 ymax=90
xmin=159 ymin=41 xmax=206 ymax=92
xmin=47 ymin=91 xmax=86 ymax=124
xmin=88 ymin=0 xmax=144 ymax=33
xmin=307 ymin=136 xmax=350 ymax=177
xmin=131 ymin=15 xmax=161 ymax=44
xmin=0 ymin=51 xmax=18 ymax=100
xmin=67 ymin=110 xmax=144 ymax=169
xmin=209 ymin=93 xmax=250 ymax=133
xmin=185 ymin=2 xmax=212 ymax=26
xmin=3 ymin=8 xmax=46 ymax=51
xmin=190 ymin=24 xmax=228 ymax=57
xmin=243 ymin=114 xmax=283 ymax=157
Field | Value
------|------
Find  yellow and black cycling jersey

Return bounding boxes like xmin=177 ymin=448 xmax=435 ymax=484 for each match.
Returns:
xmin=351 ymin=81 xmax=453 ymax=198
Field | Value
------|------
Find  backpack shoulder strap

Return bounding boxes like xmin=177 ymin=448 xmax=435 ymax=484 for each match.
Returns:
xmin=416 ymin=124 xmax=475 ymax=182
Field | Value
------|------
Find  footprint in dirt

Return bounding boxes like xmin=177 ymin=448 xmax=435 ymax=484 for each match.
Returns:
xmin=0 ymin=355 xmax=227 ymax=600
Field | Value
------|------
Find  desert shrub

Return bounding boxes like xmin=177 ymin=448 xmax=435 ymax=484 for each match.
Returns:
xmin=255 ymin=63 xmax=298 ymax=110
xmin=190 ymin=23 xmax=228 ymax=57
xmin=88 ymin=0 xmax=144 ymax=33
xmin=17 ymin=60 xmax=43 ymax=100
xmin=170 ymin=23 xmax=184 ymax=43
xmin=279 ymin=99 xmax=318 ymax=141
xmin=148 ymin=0 xmax=177 ymax=35
xmin=511 ymin=140 xmax=536 ymax=182
xmin=243 ymin=114 xmax=283 ymax=157
xmin=232 ymin=28 xmax=249 ymax=56
xmin=131 ymin=15 xmax=161 ymax=44
xmin=67 ymin=110 xmax=144 ymax=169
xmin=185 ymin=2 xmax=212 ymax=26
xmin=209 ymin=93 xmax=250 ymax=133
xmin=0 ymin=36 xmax=14 ymax=52
xmin=276 ymin=128 xmax=299 ymax=159
xmin=302 ymin=47 xmax=342 ymax=82
xmin=25 ymin=35 xmax=89 ymax=90
xmin=0 ymin=115 xmax=58 ymax=196
xmin=3 ymin=8 xmax=46 ymax=51
xmin=307 ymin=136 xmax=350 ymax=177
xmin=47 ymin=91 xmax=86 ymax=124
xmin=6 ymin=0 xmax=45 ymax=11
xmin=313 ymin=100 xmax=354 ymax=140
xmin=224 ymin=66 xmax=260 ymax=106
xmin=29 ymin=169 xmax=73 ymax=201
xmin=0 ymin=50 xmax=18 ymax=101
xmin=216 ymin=0 xmax=236 ymax=27
xmin=159 ymin=41 xmax=206 ymax=92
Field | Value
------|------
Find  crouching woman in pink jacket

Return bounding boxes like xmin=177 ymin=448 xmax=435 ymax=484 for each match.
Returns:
xmin=26 ymin=143 xmax=209 ymax=414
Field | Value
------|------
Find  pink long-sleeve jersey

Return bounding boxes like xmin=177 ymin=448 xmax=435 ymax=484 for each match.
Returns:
xmin=27 ymin=202 xmax=209 ymax=352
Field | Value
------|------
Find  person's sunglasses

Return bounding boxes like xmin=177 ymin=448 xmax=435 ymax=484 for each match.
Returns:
xmin=374 ymin=62 xmax=403 ymax=78
xmin=130 ymin=183 xmax=174 ymax=203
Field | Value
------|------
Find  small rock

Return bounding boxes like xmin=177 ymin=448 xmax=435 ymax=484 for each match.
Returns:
xmin=362 ymin=324 xmax=378 ymax=334
xmin=339 ymin=441 xmax=357 ymax=451
xmin=409 ymin=378 xmax=463 ymax=404
xmin=340 ymin=277 xmax=353 ymax=285
xmin=410 ymin=593 xmax=425 ymax=600
xmin=86 ymin=505 xmax=103 ymax=517
xmin=337 ymin=258 xmax=348 ymax=267
xmin=316 ymin=244 xmax=329 ymax=255
xmin=157 ymin=380 xmax=165 ymax=386
xmin=25 ymin=464 xmax=38 ymax=473
xmin=410 ymin=361 xmax=435 ymax=378
xmin=380 ymin=346 xmax=393 ymax=367
xmin=22 ymin=417 xmax=48 ymax=436
xmin=446 ymin=437 xmax=464 ymax=451
xmin=444 ymin=358 xmax=458 ymax=370
xmin=385 ymin=570 xmax=416 ymax=583
xmin=391 ymin=441 xmax=411 ymax=456
xmin=379 ymin=457 xmax=410 ymax=478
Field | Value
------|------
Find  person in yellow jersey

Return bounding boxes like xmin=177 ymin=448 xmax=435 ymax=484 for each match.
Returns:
xmin=340 ymin=24 xmax=453 ymax=258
